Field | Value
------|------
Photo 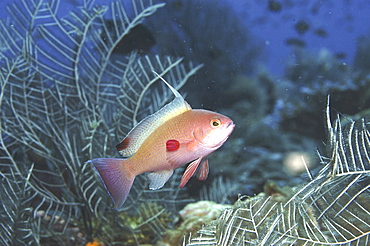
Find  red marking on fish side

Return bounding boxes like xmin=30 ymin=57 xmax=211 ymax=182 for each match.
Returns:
xmin=166 ymin=139 xmax=180 ymax=151
xmin=116 ymin=138 xmax=131 ymax=151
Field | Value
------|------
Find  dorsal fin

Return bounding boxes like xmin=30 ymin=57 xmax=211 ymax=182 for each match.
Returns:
xmin=152 ymin=71 xmax=183 ymax=99
xmin=116 ymin=72 xmax=192 ymax=157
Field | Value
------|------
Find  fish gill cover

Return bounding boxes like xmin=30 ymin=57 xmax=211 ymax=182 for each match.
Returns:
xmin=0 ymin=0 xmax=201 ymax=244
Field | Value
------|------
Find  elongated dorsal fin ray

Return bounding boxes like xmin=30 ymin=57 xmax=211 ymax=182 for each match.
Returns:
xmin=152 ymin=70 xmax=183 ymax=99
xmin=116 ymin=72 xmax=192 ymax=157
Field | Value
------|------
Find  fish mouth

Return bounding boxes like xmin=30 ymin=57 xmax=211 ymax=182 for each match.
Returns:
xmin=225 ymin=121 xmax=235 ymax=135
xmin=219 ymin=121 xmax=235 ymax=144
xmin=227 ymin=122 xmax=235 ymax=129
xmin=223 ymin=122 xmax=235 ymax=139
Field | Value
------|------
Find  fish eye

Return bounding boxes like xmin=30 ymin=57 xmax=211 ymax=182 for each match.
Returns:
xmin=210 ymin=118 xmax=221 ymax=128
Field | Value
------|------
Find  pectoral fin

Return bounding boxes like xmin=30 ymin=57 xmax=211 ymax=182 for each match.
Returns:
xmin=148 ymin=169 xmax=174 ymax=190
xmin=196 ymin=158 xmax=209 ymax=181
xmin=179 ymin=157 xmax=202 ymax=188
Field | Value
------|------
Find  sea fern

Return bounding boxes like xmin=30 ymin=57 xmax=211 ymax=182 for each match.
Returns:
xmin=0 ymin=166 xmax=39 ymax=245
xmin=0 ymin=0 xmax=200 ymax=244
xmin=185 ymin=102 xmax=370 ymax=246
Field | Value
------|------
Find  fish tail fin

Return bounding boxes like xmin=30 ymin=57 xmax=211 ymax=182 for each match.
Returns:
xmin=89 ymin=158 xmax=135 ymax=209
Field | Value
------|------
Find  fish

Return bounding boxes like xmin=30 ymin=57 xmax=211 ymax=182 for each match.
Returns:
xmin=285 ymin=37 xmax=306 ymax=47
xmin=88 ymin=74 xmax=235 ymax=209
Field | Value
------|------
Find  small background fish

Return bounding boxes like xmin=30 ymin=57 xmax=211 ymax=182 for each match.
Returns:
xmin=88 ymin=75 xmax=234 ymax=208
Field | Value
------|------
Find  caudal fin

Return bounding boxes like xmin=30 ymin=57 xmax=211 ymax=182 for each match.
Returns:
xmin=88 ymin=158 xmax=135 ymax=209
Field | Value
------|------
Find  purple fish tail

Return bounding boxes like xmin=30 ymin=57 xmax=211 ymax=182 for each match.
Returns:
xmin=89 ymin=158 xmax=135 ymax=209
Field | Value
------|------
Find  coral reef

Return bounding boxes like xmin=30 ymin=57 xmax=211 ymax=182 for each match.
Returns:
xmin=159 ymin=201 xmax=231 ymax=245
xmin=185 ymin=104 xmax=370 ymax=245
xmin=2 ymin=0 xmax=370 ymax=245
xmin=93 ymin=202 xmax=175 ymax=245
xmin=201 ymin=44 xmax=370 ymax=200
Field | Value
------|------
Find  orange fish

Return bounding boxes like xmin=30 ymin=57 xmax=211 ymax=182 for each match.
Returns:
xmin=88 ymin=75 xmax=234 ymax=209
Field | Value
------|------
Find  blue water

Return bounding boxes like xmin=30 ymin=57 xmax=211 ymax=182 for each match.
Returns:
xmin=1 ymin=0 xmax=368 ymax=76
xmin=231 ymin=0 xmax=370 ymax=75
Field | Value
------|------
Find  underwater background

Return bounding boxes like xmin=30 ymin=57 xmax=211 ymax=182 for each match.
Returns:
xmin=0 ymin=0 xmax=369 ymax=245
